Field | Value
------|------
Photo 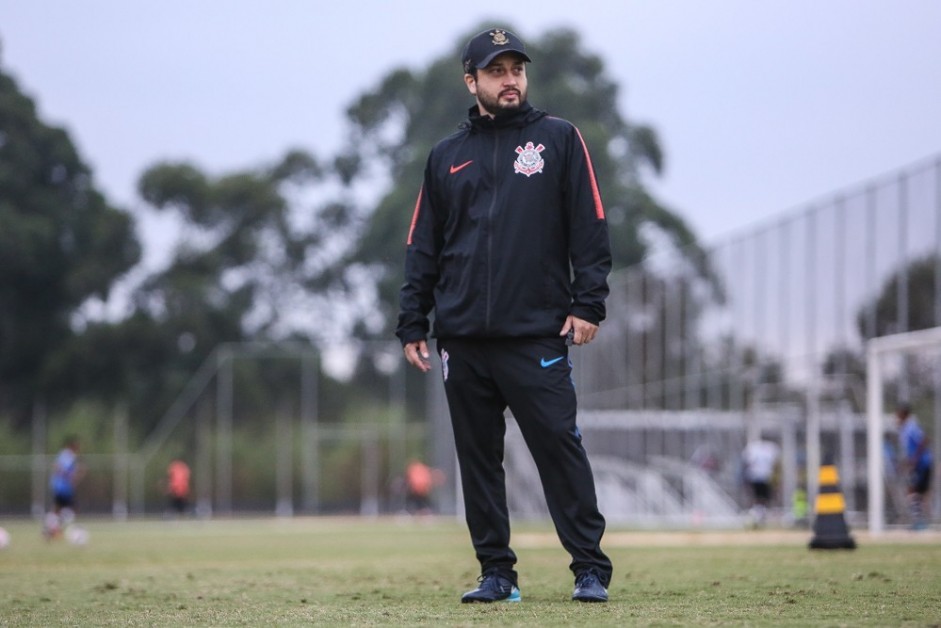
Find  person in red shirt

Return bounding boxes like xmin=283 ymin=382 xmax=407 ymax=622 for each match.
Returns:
xmin=164 ymin=458 xmax=191 ymax=517
xmin=405 ymin=459 xmax=444 ymax=515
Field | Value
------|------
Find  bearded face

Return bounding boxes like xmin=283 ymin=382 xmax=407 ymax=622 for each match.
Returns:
xmin=466 ymin=53 xmax=528 ymax=117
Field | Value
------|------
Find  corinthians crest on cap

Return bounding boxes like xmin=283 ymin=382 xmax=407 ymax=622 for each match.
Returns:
xmin=490 ymin=29 xmax=510 ymax=46
xmin=463 ymin=28 xmax=531 ymax=72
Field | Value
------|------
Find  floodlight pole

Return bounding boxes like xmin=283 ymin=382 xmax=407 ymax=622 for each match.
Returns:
xmin=804 ymin=208 xmax=821 ymax=506
xmin=31 ymin=400 xmax=46 ymax=519
xmin=216 ymin=346 xmax=234 ymax=515
xmin=933 ymin=157 xmax=941 ymax=521
xmin=866 ymin=343 xmax=884 ymax=535
xmin=300 ymin=354 xmax=319 ymax=514
xmin=275 ymin=396 xmax=294 ymax=517
xmin=112 ymin=403 xmax=129 ymax=520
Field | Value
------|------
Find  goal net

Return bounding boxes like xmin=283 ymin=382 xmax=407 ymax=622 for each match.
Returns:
xmin=866 ymin=326 xmax=941 ymax=534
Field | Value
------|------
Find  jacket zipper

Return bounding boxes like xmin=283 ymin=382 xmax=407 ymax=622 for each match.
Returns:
xmin=485 ymin=133 xmax=499 ymax=331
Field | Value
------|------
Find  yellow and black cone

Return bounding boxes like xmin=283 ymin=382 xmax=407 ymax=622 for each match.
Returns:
xmin=808 ymin=461 xmax=856 ymax=550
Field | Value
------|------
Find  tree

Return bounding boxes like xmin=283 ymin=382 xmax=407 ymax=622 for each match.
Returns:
xmin=0 ymin=49 xmax=140 ymax=424
xmin=857 ymin=253 xmax=939 ymax=340
xmin=333 ymin=24 xmax=710 ymax=339
xmin=848 ymin=253 xmax=941 ymax=410
xmin=132 ymin=146 xmax=378 ymax=337
xmin=97 ymin=150 xmax=369 ymax=429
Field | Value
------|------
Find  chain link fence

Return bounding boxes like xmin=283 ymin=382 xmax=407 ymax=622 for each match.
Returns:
xmin=3 ymin=154 xmax=939 ymax=529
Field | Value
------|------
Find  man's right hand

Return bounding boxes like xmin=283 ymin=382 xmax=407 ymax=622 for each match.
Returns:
xmin=404 ymin=340 xmax=432 ymax=372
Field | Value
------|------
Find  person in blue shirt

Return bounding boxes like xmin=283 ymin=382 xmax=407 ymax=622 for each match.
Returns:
xmin=895 ymin=404 xmax=933 ymax=530
xmin=43 ymin=435 xmax=84 ymax=540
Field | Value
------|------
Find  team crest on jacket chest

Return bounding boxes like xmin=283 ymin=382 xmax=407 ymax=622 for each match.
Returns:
xmin=514 ymin=141 xmax=546 ymax=177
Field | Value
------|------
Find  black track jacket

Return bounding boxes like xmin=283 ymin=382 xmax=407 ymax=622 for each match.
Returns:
xmin=396 ymin=102 xmax=611 ymax=345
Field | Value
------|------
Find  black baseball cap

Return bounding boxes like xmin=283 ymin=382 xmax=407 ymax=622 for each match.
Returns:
xmin=462 ymin=28 xmax=532 ymax=73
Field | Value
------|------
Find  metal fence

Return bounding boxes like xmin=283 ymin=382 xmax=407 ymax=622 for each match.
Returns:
xmin=541 ymin=152 xmax=941 ymax=527
xmin=1 ymin=341 xmax=434 ymax=519
xmin=575 ymin=154 xmax=941 ymax=410
xmin=3 ymin=154 xmax=939 ymax=529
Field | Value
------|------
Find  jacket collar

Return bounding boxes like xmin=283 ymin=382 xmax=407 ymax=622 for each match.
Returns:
xmin=464 ymin=102 xmax=544 ymax=131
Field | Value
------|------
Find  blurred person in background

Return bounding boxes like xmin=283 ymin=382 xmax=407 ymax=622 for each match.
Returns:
xmin=163 ymin=457 xmax=192 ymax=518
xmin=895 ymin=404 xmax=933 ymax=530
xmin=741 ymin=438 xmax=780 ymax=528
xmin=404 ymin=458 xmax=445 ymax=516
xmin=43 ymin=435 xmax=84 ymax=540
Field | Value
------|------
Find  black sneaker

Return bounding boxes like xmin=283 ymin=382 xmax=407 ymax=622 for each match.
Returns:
xmin=461 ymin=570 xmax=522 ymax=603
xmin=572 ymin=569 xmax=608 ymax=602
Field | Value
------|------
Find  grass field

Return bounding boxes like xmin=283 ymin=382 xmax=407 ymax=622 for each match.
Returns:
xmin=0 ymin=517 xmax=939 ymax=626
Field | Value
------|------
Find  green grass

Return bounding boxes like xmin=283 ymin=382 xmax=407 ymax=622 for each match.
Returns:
xmin=0 ymin=517 xmax=939 ymax=626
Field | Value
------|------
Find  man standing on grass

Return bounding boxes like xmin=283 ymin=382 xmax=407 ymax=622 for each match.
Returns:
xmin=397 ymin=27 xmax=613 ymax=603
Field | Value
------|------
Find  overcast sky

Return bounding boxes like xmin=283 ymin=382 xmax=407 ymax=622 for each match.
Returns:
xmin=3 ymin=1 xmax=940 ymax=254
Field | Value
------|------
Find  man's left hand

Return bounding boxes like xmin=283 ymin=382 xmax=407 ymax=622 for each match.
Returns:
xmin=559 ymin=315 xmax=598 ymax=346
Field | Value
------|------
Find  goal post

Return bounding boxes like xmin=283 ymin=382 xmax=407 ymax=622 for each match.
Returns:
xmin=866 ymin=325 xmax=941 ymax=535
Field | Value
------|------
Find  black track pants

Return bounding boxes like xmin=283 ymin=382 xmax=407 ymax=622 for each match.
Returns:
xmin=437 ymin=337 xmax=612 ymax=586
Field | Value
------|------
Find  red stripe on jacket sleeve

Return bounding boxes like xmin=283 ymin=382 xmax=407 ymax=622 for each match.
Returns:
xmin=406 ymin=187 xmax=423 ymax=245
xmin=573 ymin=127 xmax=606 ymax=220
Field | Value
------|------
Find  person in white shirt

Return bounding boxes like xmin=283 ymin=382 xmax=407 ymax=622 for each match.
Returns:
xmin=742 ymin=438 xmax=780 ymax=527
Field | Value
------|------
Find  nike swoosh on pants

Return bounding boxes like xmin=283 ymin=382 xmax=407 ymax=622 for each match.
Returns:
xmin=540 ymin=356 xmax=564 ymax=368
